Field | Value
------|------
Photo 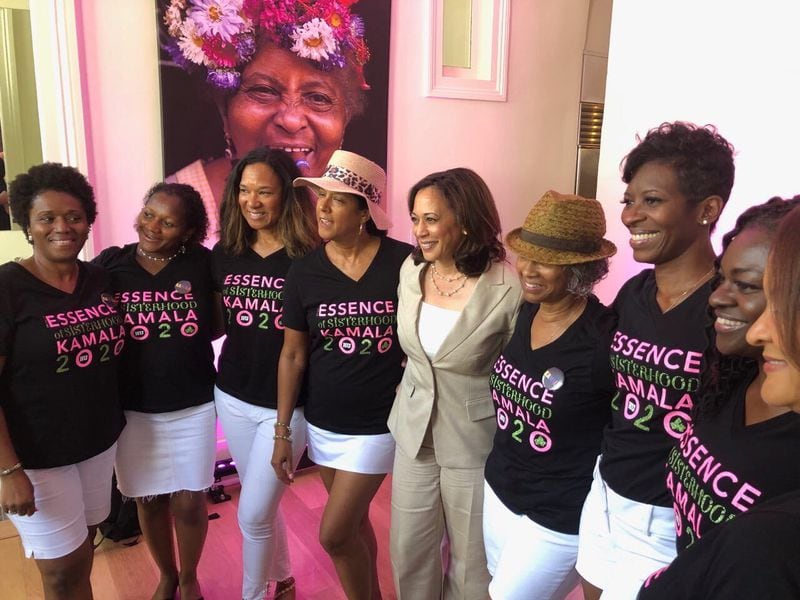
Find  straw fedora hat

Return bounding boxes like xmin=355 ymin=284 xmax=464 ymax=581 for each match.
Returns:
xmin=506 ymin=190 xmax=616 ymax=265
xmin=294 ymin=150 xmax=391 ymax=230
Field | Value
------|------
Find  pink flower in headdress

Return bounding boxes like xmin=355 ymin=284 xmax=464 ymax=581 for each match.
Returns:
xmin=203 ymin=35 xmax=242 ymax=67
xmin=188 ymin=0 xmax=247 ymax=43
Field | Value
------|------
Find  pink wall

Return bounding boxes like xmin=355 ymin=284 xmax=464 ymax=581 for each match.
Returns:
xmin=385 ymin=1 xmax=595 ymax=250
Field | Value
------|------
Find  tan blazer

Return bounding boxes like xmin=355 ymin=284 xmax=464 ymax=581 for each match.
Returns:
xmin=388 ymin=257 xmax=522 ymax=469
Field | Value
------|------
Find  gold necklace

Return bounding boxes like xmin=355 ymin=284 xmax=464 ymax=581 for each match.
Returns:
xmin=663 ymin=266 xmax=715 ymax=312
xmin=430 ymin=266 xmax=467 ymax=297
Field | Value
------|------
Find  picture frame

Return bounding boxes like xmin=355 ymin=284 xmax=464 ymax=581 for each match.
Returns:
xmin=427 ymin=0 xmax=511 ymax=102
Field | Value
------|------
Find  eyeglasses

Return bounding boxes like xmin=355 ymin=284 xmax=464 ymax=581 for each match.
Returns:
xmin=238 ymin=84 xmax=338 ymax=114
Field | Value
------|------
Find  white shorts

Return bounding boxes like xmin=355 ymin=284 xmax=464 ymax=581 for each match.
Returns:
xmin=7 ymin=443 xmax=117 ymax=559
xmin=483 ymin=481 xmax=579 ymax=600
xmin=576 ymin=458 xmax=676 ymax=599
xmin=115 ymin=402 xmax=216 ymax=498
xmin=306 ymin=423 xmax=394 ymax=474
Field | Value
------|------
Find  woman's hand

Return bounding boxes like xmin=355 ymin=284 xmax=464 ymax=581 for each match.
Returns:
xmin=0 ymin=469 xmax=35 ymax=516
xmin=270 ymin=439 xmax=295 ymax=485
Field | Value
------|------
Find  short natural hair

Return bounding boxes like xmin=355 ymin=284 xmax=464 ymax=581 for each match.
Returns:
xmin=407 ymin=168 xmax=505 ymax=277
xmin=767 ymin=205 xmax=800 ymax=366
xmin=9 ymin=163 xmax=97 ymax=239
xmin=622 ymin=122 xmax=735 ymax=231
xmin=566 ymin=259 xmax=610 ymax=297
xmin=219 ymin=148 xmax=317 ymax=258
xmin=142 ymin=182 xmax=208 ymax=247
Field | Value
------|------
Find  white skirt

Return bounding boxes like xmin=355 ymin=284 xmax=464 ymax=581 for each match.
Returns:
xmin=306 ymin=422 xmax=395 ymax=475
xmin=115 ymin=402 xmax=217 ymax=498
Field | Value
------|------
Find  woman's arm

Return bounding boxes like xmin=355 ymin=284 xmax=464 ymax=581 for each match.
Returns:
xmin=0 ymin=357 xmax=35 ymax=516
xmin=270 ymin=328 xmax=309 ymax=484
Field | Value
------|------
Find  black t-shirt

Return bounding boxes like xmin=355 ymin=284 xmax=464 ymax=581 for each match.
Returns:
xmin=638 ymin=490 xmax=800 ymax=600
xmin=282 ymin=237 xmax=412 ymax=434
xmin=600 ymin=269 xmax=712 ymax=507
xmin=94 ymin=244 xmax=216 ymax=413
xmin=212 ymin=243 xmax=301 ymax=409
xmin=484 ymin=297 xmax=615 ymax=534
xmin=668 ymin=374 xmax=800 ymax=552
xmin=0 ymin=261 xmax=125 ymax=468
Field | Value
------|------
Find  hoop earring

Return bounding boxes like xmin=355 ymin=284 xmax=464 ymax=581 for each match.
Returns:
xmin=224 ymin=132 xmax=236 ymax=160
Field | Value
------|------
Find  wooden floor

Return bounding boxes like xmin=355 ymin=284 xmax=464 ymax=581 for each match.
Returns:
xmin=0 ymin=468 xmax=584 ymax=599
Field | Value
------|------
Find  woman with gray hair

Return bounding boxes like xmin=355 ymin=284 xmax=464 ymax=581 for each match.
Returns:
xmin=482 ymin=190 xmax=617 ymax=600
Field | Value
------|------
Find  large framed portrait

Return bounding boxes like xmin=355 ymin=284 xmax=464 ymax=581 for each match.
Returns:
xmin=156 ymin=0 xmax=391 ymax=237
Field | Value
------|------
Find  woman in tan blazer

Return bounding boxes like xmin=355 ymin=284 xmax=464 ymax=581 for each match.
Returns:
xmin=388 ymin=168 xmax=522 ymax=599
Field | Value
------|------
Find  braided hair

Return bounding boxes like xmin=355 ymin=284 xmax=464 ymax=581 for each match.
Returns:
xmin=696 ymin=195 xmax=800 ymax=420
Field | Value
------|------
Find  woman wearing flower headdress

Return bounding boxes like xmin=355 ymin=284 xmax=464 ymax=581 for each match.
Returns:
xmin=161 ymin=0 xmax=378 ymax=239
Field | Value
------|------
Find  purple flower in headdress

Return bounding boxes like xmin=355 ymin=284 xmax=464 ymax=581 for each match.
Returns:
xmin=207 ymin=68 xmax=241 ymax=89
xmin=349 ymin=14 xmax=364 ymax=38
xmin=235 ymin=34 xmax=257 ymax=62
xmin=163 ymin=39 xmax=194 ymax=70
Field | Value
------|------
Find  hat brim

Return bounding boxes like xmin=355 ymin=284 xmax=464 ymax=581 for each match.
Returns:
xmin=295 ymin=176 xmax=392 ymax=231
xmin=505 ymin=228 xmax=617 ymax=265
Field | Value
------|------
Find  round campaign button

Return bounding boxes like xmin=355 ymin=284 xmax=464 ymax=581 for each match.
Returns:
xmin=174 ymin=280 xmax=192 ymax=294
xmin=542 ymin=367 xmax=565 ymax=391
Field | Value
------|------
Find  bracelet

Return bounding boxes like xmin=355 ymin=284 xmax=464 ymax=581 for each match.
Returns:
xmin=272 ymin=434 xmax=292 ymax=442
xmin=0 ymin=462 xmax=22 ymax=477
xmin=274 ymin=421 xmax=292 ymax=435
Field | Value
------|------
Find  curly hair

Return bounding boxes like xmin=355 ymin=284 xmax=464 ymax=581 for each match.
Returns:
xmin=566 ymin=258 xmax=610 ymax=297
xmin=695 ymin=195 xmax=800 ymax=420
xmin=219 ymin=147 xmax=317 ymax=258
xmin=9 ymin=162 xmax=96 ymax=238
xmin=622 ymin=122 xmax=735 ymax=232
xmin=408 ymin=168 xmax=505 ymax=277
xmin=141 ymin=182 xmax=209 ymax=247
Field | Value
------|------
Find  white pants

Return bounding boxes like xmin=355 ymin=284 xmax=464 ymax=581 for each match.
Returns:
xmin=215 ymin=387 xmax=307 ymax=600
xmin=7 ymin=443 xmax=116 ymax=559
xmin=576 ymin=459 xmax=676 ymax=600
xmin=483 ymin=481 xmax=579 ymax=600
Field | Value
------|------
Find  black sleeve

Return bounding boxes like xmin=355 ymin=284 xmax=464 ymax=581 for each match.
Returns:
xmin=639 ymin=513 xmax=800 ymax=599
xmin=281 ymin=262 xmax=308 ymax=332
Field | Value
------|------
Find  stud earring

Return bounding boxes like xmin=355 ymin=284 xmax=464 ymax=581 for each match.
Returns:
xmin=462 ymin=229 xmax=468 ymax=236
xmin=701 ymin=219 xmax=709 ymax=226
xmin=359 ymin=222 xmax=364 ymax=236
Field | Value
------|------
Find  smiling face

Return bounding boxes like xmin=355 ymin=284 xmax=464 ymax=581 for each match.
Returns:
xmin=238 ymin=162 xmax=283 ymax=233
xmin=516 ymin=256 xmax=570 ymax=305
xmin=224 ymin=44 xmax=349 ymax=177
xmin=621 ymin=161 xmax=710 ymax=265
xmin=135 ymin=192 xmax=192 ymax=258
xmin=746 ymin=270 xmax=800 ymax=412
xmin=410 ymin=186 xmax=464 ymax=266
xmin=28 ymin=191 xmax=90 ymax=263
xmin=709 ymin=227 xmax=771 ymax=358
xmin=315 ymin=188 xmax=367 ymax=242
